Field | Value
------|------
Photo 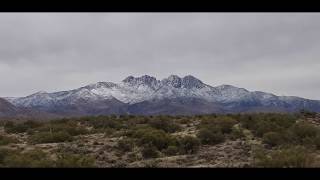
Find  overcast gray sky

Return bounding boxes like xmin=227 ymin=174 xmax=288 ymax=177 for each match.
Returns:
xmin=0 ymin=13 xmax=319 ymax=100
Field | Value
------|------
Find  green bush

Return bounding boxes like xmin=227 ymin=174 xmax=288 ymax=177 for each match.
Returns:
xmin=289 ymin=122 xmax=319 ymax=140
xmin=117 ymin=138 xmax=135 ymax=152
xmin=55 ymin=153 xmax=95 ymax=167
xmin=262 ymin=132 xmax=286 ymax=147
xmin=141 ymin=144 xmax=159 ymax=159
xmin=255 ymin=120 xmax=283 ymax=137
xmin=300 ymin=109 xmax=317 ymax=118
xmin=29 ymin=131 xmax=73 ymax=144
xmin=1 ymin=149 xmax=54 ymax=167
xmin=4 ymin=120 xmax=43 ymax=134
xmin=178 ymin=136 xmax=200 ymax=154
xmin=0 ymin=135 xmax=18 ymax=146
xmin=148 ymin=118 xmax=181 ymax=133
xmin=200 ymin=116 xmax=237 ymax=134
xmin=36 ymin=122 xmax=89 ymax=136
xmin=197 ymin=127 xmax=225 ymax=145
xmin=132 ymin=127 xmax=175 ymax=150
xmin=163 ymin=146 xmax=179 ymax=156
xmin=87 ymin=117 xmax=122 ymax=130
xmin=230 ymin=126 xmax=245 ymax=140
xmin=254 ymin=146 xmax=315 ymax=167
xmin=239 ymin=113 xmax=297 ymax=137
xmin=0 ymin=148 xmax=10 ymax=165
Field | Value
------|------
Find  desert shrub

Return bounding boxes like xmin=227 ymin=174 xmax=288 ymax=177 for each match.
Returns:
xmin=309 ymin=134 xmax=320 ymax=150
xmin=131 ymin=126 xmax=176 ymax=150
xmin=199 ymin=116 xmax=237 ymax=134
xmin=300 ymin=109 xmax=317 ymax=118
xmin=0 ymin=135 xmax=18 ymax=146
xmin=0 ymin=148 xmax=10 ymax=165
xmin=123 ymin=116 xmax=150 ymax=127
xmin=240 ymin=113 xmax=296 ymax=129
xmin=289 ymin=122 xmax=319 ymax=140
xmin=4 ymin=120 xmax=43 ymax=134
xmin=239 ymin=113 xmax=297 ymax=137
xmin=35 ymin=121 xmax=89 ymax=136
xmin=262 ymin=132 xmax=286 ymax=147
xmin=279 ymin=122 xmax=320 ymax=148
xmin=1 ymin=149 xmax=54 ymax=167
xmin=29 ymin=131 xmax=73 ymax=144
xmin=254 ymin=146 xmax=315 ymax=167
xmin=178 ymin=118 xmax=192 ymax=124
xmin=197 ymin=127 xmax=225 ymax=145
xmin=87 ymin=117 xmax=122 ymax=130
xmin=255 ymin=121 xmax=283 ymax=137
xmin=148 ymin=118 xmax=181 ymax=133
xmin=216 ymin=117 xmax=238 ymax=134
xmin=141 ymin=144 xmax=159 ymax=159
xmin=178 ymin=136 xmax=200 ymax=154
xmin=55 ymin=153 xmax=95 ymax=167
xmin=4 ymin=122 xmax=29 ymax=134
xmin=117 ymin=138 xmax=135 ymax=152
xmin=163 ymin=146 xmax=179 ymax=156
xmin=229 ymin=126 xmax=245 ymax=140
xmin=66 ymin=126 xmax=89 ymax=136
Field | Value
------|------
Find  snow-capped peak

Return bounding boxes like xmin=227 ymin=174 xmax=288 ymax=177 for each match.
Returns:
xmin=84 ymin=82 xmax=117 ymax=90
xmin=161 ymin=75 xmax=182 ymax=88
xmin=122 ymin=75 xmax=159 ymax=87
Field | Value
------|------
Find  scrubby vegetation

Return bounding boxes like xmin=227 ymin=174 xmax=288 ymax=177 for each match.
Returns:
xmin=0 ymin=135 xmax=18 ymax=146
xmin=0 ymin=112 xmax=320 ymax=167
xmin=253 ymin=145 xmax=315 ymax=168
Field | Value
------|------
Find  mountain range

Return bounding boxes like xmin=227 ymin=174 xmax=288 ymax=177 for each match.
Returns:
xmin=2 ymin=75 xmax=320 ymax=117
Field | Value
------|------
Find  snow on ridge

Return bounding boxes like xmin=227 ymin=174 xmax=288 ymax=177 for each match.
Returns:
xmin=9 ymin=74 xmax=313 ymax=108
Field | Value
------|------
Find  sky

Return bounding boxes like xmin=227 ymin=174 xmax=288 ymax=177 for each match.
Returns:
xmin=0 ymin=13 xmax=319 ymax=100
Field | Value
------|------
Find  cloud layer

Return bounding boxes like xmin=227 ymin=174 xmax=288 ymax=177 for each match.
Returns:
xmin=0 ymin=13 xmax=319 ymax=99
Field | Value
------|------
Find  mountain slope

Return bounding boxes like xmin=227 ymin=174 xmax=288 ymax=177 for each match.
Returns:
xmin=4 ymin=75 xmax=320 ymax=116
xmin=128 ymin=97 xmax=224 ymax=115
xmin=0 ymin=98 xmax=58 ymax=119
xmin=0 ymin=98 xmax=19 ymax=116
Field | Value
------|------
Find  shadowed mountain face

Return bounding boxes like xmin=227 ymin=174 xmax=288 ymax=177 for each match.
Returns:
xmin=3 ymin=75 xmax=320 ymax=116
xmin=127 ymin=97 xmax=224 ymax=115
xmin=0 ymin=98 xmax=19 ymax=116
xmin=0 ymin=98 xmax=58 ymax=119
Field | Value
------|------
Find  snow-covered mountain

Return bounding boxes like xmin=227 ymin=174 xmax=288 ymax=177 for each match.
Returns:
xmin=4 ymin=75 xmax=320 ymax=116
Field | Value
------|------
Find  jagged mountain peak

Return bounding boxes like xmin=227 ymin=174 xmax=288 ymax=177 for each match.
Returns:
xmin=122 ymin=76 xmax=135 ymax=83
xmin=181 ymin=75 xmax=205 ymax=89
xmin=167 ymin=74 xmax=181 ymax=80
xmin=162 ymin=75 xmax=182 ymax=88
xmin=122 ymin=75 xmax=158 ymax=85
xmin=161 ymin=75 xmax=205 ymax=89
xmin=84 ymin=82 xmax=117 ymax=90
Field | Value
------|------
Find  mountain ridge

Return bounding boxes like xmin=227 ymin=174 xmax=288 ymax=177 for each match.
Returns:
xmin=3 ymin=75 xmax=320 ymax=116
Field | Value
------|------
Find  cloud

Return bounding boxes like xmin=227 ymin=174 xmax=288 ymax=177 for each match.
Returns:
xmin=0 ymin=13 xmax=319 ymax=100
